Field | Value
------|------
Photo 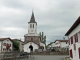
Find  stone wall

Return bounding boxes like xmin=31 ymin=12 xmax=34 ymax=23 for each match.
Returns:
xmin=24 ymin=36 xmax=40 ymax=46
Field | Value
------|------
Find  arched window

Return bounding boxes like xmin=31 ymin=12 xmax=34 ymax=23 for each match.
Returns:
xmin=33 ymin=24 xmax=34 ymax=28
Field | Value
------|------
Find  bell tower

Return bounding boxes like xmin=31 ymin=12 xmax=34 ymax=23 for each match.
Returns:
xmin=28 ymin=11 xmax=37 ymax=34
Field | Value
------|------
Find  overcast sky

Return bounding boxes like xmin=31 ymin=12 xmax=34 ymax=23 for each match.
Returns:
xmin=0 ymin=0 xmax=80 ymax=45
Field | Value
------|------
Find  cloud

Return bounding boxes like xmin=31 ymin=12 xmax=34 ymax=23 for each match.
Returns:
xmin=0 ymin=0 xmax=80 ymax=45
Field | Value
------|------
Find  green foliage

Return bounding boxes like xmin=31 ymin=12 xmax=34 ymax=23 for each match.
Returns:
xmin=13 ymin=40 xmax=20 ymax=50
xmin=39 ymin=32 xmax=46 ymax=45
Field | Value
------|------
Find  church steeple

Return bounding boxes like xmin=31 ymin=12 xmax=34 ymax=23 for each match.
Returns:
xmin=29 ymin=11 xmax=36 ymax=23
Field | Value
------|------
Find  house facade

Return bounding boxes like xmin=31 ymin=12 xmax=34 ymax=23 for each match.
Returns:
xmin=47 ymin=40 xmax=69 ymax=49
xmin=24 ymin=11 xmax=45 ymax=52
xmin=0 ymin=38 xmax=13 ymax=53
xmin=54 ymin=40 xmax=69 ymax=48
xmin=65 ymin=16 xmax=80 ymax=60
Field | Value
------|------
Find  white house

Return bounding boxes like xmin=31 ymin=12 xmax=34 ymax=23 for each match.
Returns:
xmin=0 ymin=38 xmax=13 ymax=53
xmin=47 ymin=40 xmax=69 ymax=49
xmin=24 ymin=11 xmax=45 ymax=52
xmin=54 ymin=40 xmax=69 ymax=48
xmin=65 ymin=16 xmax=80 ymax=60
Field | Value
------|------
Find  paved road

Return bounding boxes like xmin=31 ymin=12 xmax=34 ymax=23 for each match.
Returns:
xmin=20 ymin=55 xmax=69 ymax=60
xmin=34 ymin=55 xmax=69 ymax=60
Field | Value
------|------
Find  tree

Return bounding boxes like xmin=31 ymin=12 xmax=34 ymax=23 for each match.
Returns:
xmin=39 ymin=32 xmax=46 ymax=45
xmin=13 ymin=40 xmax=20 ymax=51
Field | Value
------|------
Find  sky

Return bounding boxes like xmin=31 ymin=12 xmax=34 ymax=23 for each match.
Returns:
xmin=0 ymin=0 xmax=80 ymax=45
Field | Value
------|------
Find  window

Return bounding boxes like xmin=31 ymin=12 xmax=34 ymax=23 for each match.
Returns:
xmin=3 ymin=43 xmax=6 ymax=46
xmin=71 ymin=36 xmax=73 ymax=44
xmin=66 ymin=42 xmax=67 ymax=44
xmin=74 ymin=33 xmax=78 ymax=43
xmin=33 ymin=24 xmax=34 ymax=28
xmin=3 ymin=49 xmax=4 ymax=51
xmin=69 ymin=38 xmax=70 ymax=45
xmin=10 ymin=44 xmax=11 ymax=47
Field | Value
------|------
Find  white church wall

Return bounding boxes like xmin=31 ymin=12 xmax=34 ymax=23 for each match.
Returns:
xmin=28 ymin=23 xmax=37 ymax=34
xmin=40 ymin=42 xmax=45 ymax=49
xmin=24 ymin=42 xmax=39 ymax=52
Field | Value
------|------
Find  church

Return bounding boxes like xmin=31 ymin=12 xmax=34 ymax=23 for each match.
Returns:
xmin=24 ymin=11 xmax=45 ymax=52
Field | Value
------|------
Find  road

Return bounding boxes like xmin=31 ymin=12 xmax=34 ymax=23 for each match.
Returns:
xmin=20 ymin=55 xmax=69 ymax=60
xmin=34 ymin=55 xmax=69 ymax=60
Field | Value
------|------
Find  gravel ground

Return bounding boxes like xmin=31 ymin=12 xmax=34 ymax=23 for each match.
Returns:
xmin=20 ymin=55 xmax=69 ymax=60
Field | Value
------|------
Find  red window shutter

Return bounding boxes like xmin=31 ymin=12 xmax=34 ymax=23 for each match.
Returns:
xmin=10 ymin=44 xmax=11 ymax=47
xmin=76 ymin=33 xmax=78 ymax=42
xmin=71 ymin=36 xmax=73 ymax=44
xmin=74 ymin=34 xmax=76 ymax=43
xmin=66 ymin=42 xmax=67 ymax=44
xmin=70 ymin=49 xmax=73 ymax=58
xmin=69 ymin=38 xmax=70 ymax=45
xmin=79 ymin=48 xmax=80 ymax=59
xmin=3 ymin=49 xmax=4 ymax=51
xmin=75 ymin=33 xmax=78 ymax=43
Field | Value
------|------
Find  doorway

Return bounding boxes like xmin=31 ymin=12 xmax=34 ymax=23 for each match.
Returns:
xmin=29 ymin=45 xmax=33 ymax=51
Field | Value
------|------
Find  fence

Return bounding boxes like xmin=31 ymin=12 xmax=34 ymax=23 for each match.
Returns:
xmin=0 ymin=51 xmax=34 ymax=60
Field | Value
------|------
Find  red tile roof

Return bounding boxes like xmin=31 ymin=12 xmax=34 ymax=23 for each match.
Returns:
xmin=0 ymin=37 xmax=13 ymax=42
xmin=65 ymin=16 xmax=80 ymax=36
xmin=54 ymin=40 xmax=69 ymax=43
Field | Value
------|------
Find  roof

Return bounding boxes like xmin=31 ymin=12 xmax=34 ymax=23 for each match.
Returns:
xmin=0 ymin=37 xmax=13 ymax=42
xmin=54 ymin=40 xmax=69 ymax=43
xmin=28 ymin=11 xmax=36 ymax=23
xmin=65 ymin=16 xmax=80 ymax=36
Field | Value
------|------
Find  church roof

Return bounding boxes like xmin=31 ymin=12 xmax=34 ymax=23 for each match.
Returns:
xmin=28 ymin=11 xmax=36 ymax=23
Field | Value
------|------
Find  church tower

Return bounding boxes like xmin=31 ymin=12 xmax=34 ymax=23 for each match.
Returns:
xmin=28 ymin=11 xmax=37 ymax=34
xmin=24 ymin=11 xmax=40 ymax=46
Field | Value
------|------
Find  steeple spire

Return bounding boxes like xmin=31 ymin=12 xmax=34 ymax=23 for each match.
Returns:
xmin=29 ymin=10 xmax=36 ymax=23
